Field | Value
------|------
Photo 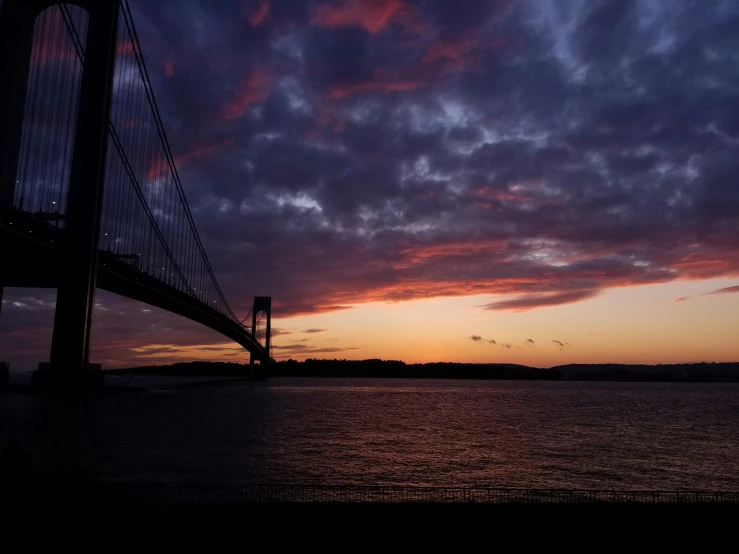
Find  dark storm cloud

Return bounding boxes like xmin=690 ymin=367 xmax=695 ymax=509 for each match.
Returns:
xmin=3 ymin=0 xmax=739 ymax=366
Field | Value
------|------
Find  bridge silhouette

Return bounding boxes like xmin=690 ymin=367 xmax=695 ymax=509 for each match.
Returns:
xmin=0 ymin=0 xmax=273 ymax=383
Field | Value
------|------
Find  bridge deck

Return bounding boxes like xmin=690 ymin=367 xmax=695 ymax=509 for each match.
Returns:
xmin=0 ymin=209 xmax=269 ymax=361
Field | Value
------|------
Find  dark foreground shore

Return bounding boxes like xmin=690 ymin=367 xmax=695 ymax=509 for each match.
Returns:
xmin=4 ymin=481 xmax=738 ymax=551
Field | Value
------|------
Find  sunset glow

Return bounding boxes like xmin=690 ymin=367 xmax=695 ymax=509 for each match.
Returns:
xmin=2 ymin=0 xmax=739 ymax=369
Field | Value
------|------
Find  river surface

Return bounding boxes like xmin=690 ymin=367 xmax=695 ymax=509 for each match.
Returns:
xmin=1 ymin=378 xmax=739 ymax=490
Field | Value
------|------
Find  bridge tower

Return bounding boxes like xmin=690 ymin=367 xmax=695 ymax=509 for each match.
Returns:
xmin=0 ymin=0 xmax=120 ymax=384
xmin=250 ymin=296 xmax=272 ymax=366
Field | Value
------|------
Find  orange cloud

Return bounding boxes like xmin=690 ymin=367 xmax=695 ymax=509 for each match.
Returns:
xmin=302 ymin=275 xmax=603 ymax=312
xmin=669 ymin=252 xmax=739 ymax=280
xmin=129 ymin=343 xmax=246 ymax=362
xmin=312 ymin=0 xmax=421 ymax=35
xmin=264 ymin=230 xmax=725 ymax=317
xmin=245 ymin=0 xmax=270 ymax=27
xmin=222 ymin=69 xmax=272 ymax=120
xmin=395 ymin=241 xmax=508 ymax=268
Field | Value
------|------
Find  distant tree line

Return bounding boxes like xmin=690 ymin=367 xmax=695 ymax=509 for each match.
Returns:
xmin=272 ymin=358 xmax=559 ymax=380
xmin=108 ymin=359 xmax=739 ymax=382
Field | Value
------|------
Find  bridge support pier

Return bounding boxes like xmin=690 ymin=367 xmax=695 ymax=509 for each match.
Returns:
xmin=42 ymin=0 xmax=120 ymax=386
xmin=247 ymin=297 xmax=272 ymax=379
xmin=0 ymin=0 xmax=120 ymax=386
xmin=251 ymin=296 xmax=272 ymax=362
xmin=2 ymin=0 xmax=269 ymax=382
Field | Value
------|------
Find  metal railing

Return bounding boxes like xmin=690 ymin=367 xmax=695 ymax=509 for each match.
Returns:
xmin=105 ymin=483 xmax=739 ymax=505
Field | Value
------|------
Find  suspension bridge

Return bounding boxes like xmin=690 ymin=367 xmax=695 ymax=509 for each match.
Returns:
xmin=0 ymin=0 xmax=273 ymax=384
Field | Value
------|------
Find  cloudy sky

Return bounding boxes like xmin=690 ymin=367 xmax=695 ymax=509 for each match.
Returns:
xmin=2 ymin=0 xmax=739 ymax=369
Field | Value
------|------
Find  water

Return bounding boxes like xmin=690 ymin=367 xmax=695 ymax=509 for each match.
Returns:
xmin=1 ymin=378 xmax=739 ymax=490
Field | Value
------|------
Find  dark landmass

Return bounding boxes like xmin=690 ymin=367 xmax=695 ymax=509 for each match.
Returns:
xmin=107 ymin=359 xmax=739 ymax=382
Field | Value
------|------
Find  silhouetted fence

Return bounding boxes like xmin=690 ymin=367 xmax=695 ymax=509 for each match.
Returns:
xmin=106 ymin=483 xmax=739 ymax=505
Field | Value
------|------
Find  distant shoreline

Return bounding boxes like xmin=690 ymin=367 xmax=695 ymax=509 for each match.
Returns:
xmin=106 ymin=360 xmax=739 ymax=383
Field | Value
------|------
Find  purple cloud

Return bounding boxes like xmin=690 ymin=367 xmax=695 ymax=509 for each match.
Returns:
xmin=4 ymin=0 xmax=739 ymax=367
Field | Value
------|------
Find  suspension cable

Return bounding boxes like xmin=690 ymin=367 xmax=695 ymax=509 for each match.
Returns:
xmin=59 ymin=2 xmax=253 ymax=331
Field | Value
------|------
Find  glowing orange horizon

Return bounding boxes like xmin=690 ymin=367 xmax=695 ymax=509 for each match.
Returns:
xmin=79 ymin=276 xmax=739 ymax=370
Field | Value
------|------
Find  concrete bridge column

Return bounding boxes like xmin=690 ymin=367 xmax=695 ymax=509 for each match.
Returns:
xmin=251 ymin=296 xmax=272 ymax=363
xmin=248 ymin=296 xmax=272 ymax=378
xmin=43 ymin=0 xmax=120 ymax=386
xmin=7 ymin=0 xmax=122 ymax=386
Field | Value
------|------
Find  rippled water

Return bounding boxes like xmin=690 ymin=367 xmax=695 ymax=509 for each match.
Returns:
xmin=2 ymin=378 xmax=739 ymax=490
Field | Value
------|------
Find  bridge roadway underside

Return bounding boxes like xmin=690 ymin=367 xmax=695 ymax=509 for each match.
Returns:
xmin=0 ymin=213 xmax=269 ymax=362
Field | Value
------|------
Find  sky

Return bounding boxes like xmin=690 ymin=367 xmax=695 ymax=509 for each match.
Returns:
xmin=2 ymin=0 xmax=739 ymax=369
